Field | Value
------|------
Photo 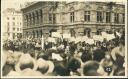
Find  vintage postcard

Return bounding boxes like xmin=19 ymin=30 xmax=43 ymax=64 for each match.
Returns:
xmin=1 ymin=0 xmax=127 ymax=78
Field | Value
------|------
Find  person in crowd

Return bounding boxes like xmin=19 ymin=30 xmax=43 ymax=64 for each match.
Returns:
xmin=82 ymin=61 xmax=102 ymax=76
xmin=93 ymin=45 xmax=105 ymax=62
xmin=111 ymin=36 xmax=125 ymax=76
xmin=15 ymin=53 xmax=37 ymax=73
xmin=36 ymin=58 xmax=54 ymax=75
xmin=7 ymin=70 xmax=21 ymax=76
xmin=97 ymin=54 xmax=116 ymax=76
xmin=21 ymin=41 xmax=27 ymax=54
xmin=20 ymin=68 xmax=43 ymax=76
xmin=101 ymin=38 xmax=108 ymax=52
xmin=81 ymin=49 xmax=92 ymax=63
xmin=69 ymin=42 xmax=77 ymax=55
xmin=2 ymin=51 xmax=22 ymax=76
xmin=111 ymin=38 xmax=125 ymax=68
xmin=67 ymin=57 xmax=81 ymax=76
xmin=10 ymin=41 xmax=15 ymax=52
xmin=53 ymin=61 xmax=70 ymax=76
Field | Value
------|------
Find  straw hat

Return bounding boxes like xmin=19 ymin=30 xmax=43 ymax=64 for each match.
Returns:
xmin=15 ymin=54 xmax=37 ymax=72
xmin=21 ymin=68 xmax=43 ymax=76
xmin=7 ymin=70 xmax=21 ymax=76
xmin=6 ymin=51 xmax=21 ymax=65
xmin=36 ymin=58 xmax=54 ymax=75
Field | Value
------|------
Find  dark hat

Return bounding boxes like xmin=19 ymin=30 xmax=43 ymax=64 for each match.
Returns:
xmin=67 ymin=57 xmax=81 ymax=72
xmin=82 ymin=61 xmax=101 ymax=76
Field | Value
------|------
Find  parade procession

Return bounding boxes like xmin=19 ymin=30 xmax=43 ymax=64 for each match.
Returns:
xmin=1 ymin=1 xmax=126 ymax=77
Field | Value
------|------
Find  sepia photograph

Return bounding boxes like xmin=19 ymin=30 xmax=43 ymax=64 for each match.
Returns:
xmin=1 ymin=0 xmax=127 ymax=78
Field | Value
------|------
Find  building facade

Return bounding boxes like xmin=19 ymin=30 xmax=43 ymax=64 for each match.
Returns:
xmin=2 ymin=8 xmax=23 ymax=40
xmin=21 ymin=1 xmax=125 ymax=38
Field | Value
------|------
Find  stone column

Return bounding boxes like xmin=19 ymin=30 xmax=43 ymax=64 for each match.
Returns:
xmin=38 ymin=10 xmax=41 ymax=24
xmin=34 ymin=11 xmax=37 ymax=25
xmin=31 ymin=13 xmax=33 ymax=25
xmin=111 ymin=12 xmax=115 ymax=23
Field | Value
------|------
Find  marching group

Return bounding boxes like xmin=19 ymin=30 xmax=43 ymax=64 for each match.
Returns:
xmin=2 ymin=30 xmax=125 ymax=76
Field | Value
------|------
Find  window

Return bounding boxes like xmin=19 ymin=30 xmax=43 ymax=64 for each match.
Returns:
xmin=13 ymin=27 xmax=15 ymax=31
xmin=97 ymin=11 xmax=103 ymax=22
xmin=114 ymin=13 xmax=119 ymax=23
xmin=122 ymin=13 xmax=125 ymax=23
xmin=36 ymin=11 xmax=39 ymax=23
xmin=20 ymin=22 xmax=21 ymax=25
xmin=13 ymin=22 xmax=15 ymax=26
xmin=106 ymin=12 xmax=111 ymax=23
xmin=29 ymin=14 xmax=32 ymax=25
xmin=13 ymin=17 xmax=15 ymax=20
xmin=84 ymin=11 xmax=90 ymax=22
xmin=7 ymin=22 xmax=9 ymax=26
xmin=40 ymin=9 xmax=43 ymax=22
xmin=32 ymin=12 xmax=35 ymax=24
xmin=70 ymin=12 xmax=75 ymax=22
xmin=49 ymin=13 xmax=56 ymax=23
xmin=26 ymin=15 xmax=28 ymax=26
xmin=7 ymin=17 xmax=9 ymax=20
xmin=17 ymin=28 xmax=19 ymax=31
xmin=53 ymin=14 xmax=56 ymax=23
xmin=49 ymin=14 xmax=52 ymax=22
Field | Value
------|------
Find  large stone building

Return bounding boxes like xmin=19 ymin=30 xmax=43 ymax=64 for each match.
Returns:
xmin=2 ymin=8 xmax=23 ymax=40
xmin=21 ymin=1 xmax=125 ymax=38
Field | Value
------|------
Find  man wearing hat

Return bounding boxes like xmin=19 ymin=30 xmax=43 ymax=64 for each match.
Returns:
xmin=15 ymin=54 xmax=37 ymax=73
xmin=36 ymin=58 xmax=55 ymax=75
xmin=82 ymin=61 xmax=102 ymax=76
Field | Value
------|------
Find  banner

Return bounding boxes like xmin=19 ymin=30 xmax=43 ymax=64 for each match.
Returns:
xmin=81 ymin=36 xmax=88 ymax=42
xmin=101 ymin=32 xmax=108 ymax=39
xmin=93 ymin=35 xmax=103 ymax=42
xmin=116 ymin=32 xmax=121 ymax=37
xmin=52 ymin=32 xmax=61 ymax=38
xmin=63 ymin=34 xmax=71 ymax=38
xmin=52 ymin=53 xmax=63 ymax=61
xmin=86 ymin=38 xmax=94 ymax=45
xmin=106 ymin=34 xmax=115 ymax=41
xmin=48 ymin=37 xmax=56 ymax=43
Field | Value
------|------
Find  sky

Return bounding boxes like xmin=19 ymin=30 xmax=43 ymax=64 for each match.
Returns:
xmin=1 ymin=0 xmax=126 ymax=12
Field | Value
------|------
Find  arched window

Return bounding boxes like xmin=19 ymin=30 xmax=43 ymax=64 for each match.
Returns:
xmin=29 ymin=13 xmax=31 ymax=25
xmin=36 ymin=11 xmax=39 ymax=24
xmin=69 ymin=7 xmax=75 ymax=11
xmin=69 ymin=7 xmax=75 ymax=23
xmin=84 ymin=11 xmax=90 ymax=22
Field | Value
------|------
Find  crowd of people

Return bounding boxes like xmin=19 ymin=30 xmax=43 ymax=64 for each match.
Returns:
xmin=2 ymin=29 xmax=125 ymax=76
